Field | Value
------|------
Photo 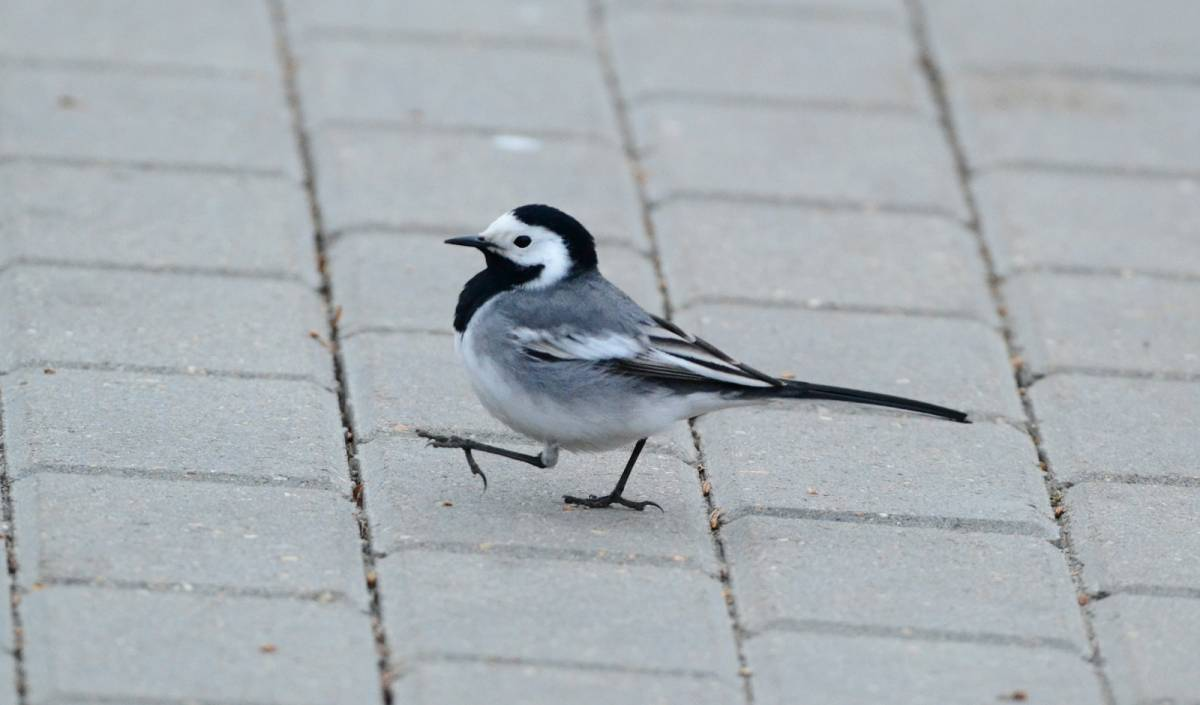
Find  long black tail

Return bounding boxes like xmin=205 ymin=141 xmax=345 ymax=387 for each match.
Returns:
xmin=767 ymin=380 xmax=969 ymax=423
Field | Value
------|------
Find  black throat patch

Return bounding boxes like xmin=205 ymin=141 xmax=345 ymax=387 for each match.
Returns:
xmin=453 ymin=252 xmax=543 ymax=332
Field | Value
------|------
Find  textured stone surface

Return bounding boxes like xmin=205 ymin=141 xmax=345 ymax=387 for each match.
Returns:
xmin=21 ymin=586 xmax=380 ymax=705
xmin=1030 ymin=375 xmax=1200 ymax=483
xmin=607 ymin=7 xmax=928 ymax=111
xmin=329 ymin=233 xmax=661 ymax=337
xmin=0 ymin=163 xmax=318 ymax=284
xmin=1005 ymin=272 xmax=1200 ymax=376
xmin=924 ymin=0 xmax=1200 ymax=75
xmin=1066 ymin=483 xmax=1200 ymax=594
xmin=0 ymin=0 xmax=277 ymax=72
xmin=676 ymin=304 xmax=1023 ymax=419
xmin=747 ymin=632 xmax=1104 ymax=705
xmin=655 ymin=200 xmax=993 ymax=319
xmin=380 ymin=550 xmax=739 ymax=679
xmin=631 ymin=102 xmax=965 ymax=215
xmin=724 ymin=517 xmax=1087 ymax=649
xmin=1 ymin=368 xmax=346 ymax=487
xmin=285 ymin=0 xmax=591 ymax=42
xmin=312 ymin=127 xmax=645 ymax=243
xmin=947 ymin=73 xmax=1200 ymax=173
xmin=1093 ymin=595 xmax=1200 ymax=705
xmin=974 ymin=170 xmax=1200 ymax=276
xmin=0 ymin=66 xmax=299 ymax=175
xmin=697 ymin=407 xmax=1055 ymax=537
xmin=0 ymin=267 xmax=331 ymax=382
xmin=394 ymin=660 xmax=738 ymax=705
xmin=13 ymin=473 xmax=366 ymax=603
xmin=297 ymin=38 xmax=618 ymax=139
xmin=359 ymin=435 xmax=711 ymax=567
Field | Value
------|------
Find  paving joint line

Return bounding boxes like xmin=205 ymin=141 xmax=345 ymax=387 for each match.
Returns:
xmin=964 ymin=63 xmax=1200 ymax=88
xmin=27 ymin=576 xmax=350 ymax=605
xmin=610 ymin=0 xmax=900 ymax=26
xmin=751 ymin=618 xmax=1083 ymax=654
xmin=974 ymin=160 xmax=1200 ymax=182
xmin=589 ymin=2 xmax=754 ymax=699
xmin=0 ymin=53 xmax=267 ymax=81
xmin=381 ymin=540 xmax=705 ymax=572
xmin=907 ymin=2 xmax=1116 ymax=701
xmin=1029 ymin=366 xmax=1200 ymax=385
xmin=410 ymin=651 xmax=720 ymax=681
xmin=1061 ymin=474 xmax=1200 ymax=490
xmin=12 ymin=463 xmax=342 ymax=492
xmin=314 ymin=117 xmax=617 ymax=148
xmin=676 ymin=295 xmax=996 ymax=327
xmin=648 ymin=189 xmax=969 ymax=225
xmin=627 ymin=89 xmax=922 ymax=116
xmin=0 ymin=257 xmax=314 ymax=287
xmin=723 ymin=506 xmax=1053 ymax=538
xmin=2 ymin=361 xmax=334 ymax=393
xmin=0 ymin=390 xmax=29 ymax=704
xmin=0 ymin=155 xmax=291 ymax=180
xmin=1008 ymin=263 xmax=1200 ymax=284
xmin=268 ymin=3 xmax=396 ymax=701
xmin=300 ymin=26 xmax=587 ymax=52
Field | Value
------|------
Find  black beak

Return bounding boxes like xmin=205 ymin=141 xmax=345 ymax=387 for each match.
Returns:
xmin=444 ymin=235 xmax=490 ymax=250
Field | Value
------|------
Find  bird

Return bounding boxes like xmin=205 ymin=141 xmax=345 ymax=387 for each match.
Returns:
xmin=419 ymin=204 xmax=969 ymax=511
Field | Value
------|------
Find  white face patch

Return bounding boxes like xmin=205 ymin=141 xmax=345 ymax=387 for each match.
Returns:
xmin=479 ymin=211 xmax=572 ymax=289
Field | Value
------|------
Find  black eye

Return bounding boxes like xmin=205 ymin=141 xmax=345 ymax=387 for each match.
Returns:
xmin=513 ymin=235 xmax=532 ymax=248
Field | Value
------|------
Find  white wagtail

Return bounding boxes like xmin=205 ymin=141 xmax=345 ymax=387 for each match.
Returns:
xmin=420 ymin=204 xmax=968 ymax=511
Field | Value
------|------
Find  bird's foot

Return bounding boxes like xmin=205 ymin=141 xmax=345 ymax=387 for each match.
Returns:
xmin=563 ymin=492 xmax=663 ymax=512
xmin=416 ymin=431 xmax=468 ymax=449
xmin=416 ymin=431 xmax=487 ymax=490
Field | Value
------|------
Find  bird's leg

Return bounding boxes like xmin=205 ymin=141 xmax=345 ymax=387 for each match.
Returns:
xmin=417 ymin=431 xmax=550 ymax=489
xmin=563 ymin=438 xmax=662 ymax=512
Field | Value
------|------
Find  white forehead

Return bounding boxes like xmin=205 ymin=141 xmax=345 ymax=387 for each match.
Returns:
xmin=481 ymin=211 xmax=528 ymax=237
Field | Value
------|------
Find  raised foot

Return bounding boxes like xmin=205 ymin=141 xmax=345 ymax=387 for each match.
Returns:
xmin=563 ymin=493 xmax=663 ymax=512
xmin=416 ymin=430 xmax=468 ymax=449
xmin=415 ymin=431 xmax=487 ymax=490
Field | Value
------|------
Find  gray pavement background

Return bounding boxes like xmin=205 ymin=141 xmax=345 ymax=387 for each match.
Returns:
xmin=0 ymin=1 xmax=1197 ymax=704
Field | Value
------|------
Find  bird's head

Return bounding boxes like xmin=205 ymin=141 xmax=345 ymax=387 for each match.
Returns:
xmin=445 ymin=204 xmax=598 ymax=289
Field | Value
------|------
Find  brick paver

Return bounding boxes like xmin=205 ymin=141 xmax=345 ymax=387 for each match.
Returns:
xmin=0 ymin=0 xmax=1194 ymax=703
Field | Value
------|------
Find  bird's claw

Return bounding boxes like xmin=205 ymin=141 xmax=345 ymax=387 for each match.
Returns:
xmin=462 ymin=448 xmax=488 ymax=491
xmin=417 ymin=431 xmax=487 ymax=490
xmin=563 ymin=493 xmax=664 ymax=512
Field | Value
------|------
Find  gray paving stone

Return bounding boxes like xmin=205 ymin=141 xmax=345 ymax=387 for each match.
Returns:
xmin=1030 ymin=375 xmax=1200 ymax=484
xmin=341 ymin=332 xmax=696 ymax=454
xmin=655 ymin=200 xmax=993 ymax=320
xmin=297 ymin=38 xmax=618 ymax=139
xmin=607 ymin=0 xmax=904 ymax=18
xmin=675 ymin=304 xmax=1023 ymax=419
xmin=359 ymin=435 xmax=712 ymax=569
xmin=329 ymin=233 xmax=662 ymax=337
xmin=0 ymin=66 xmax=299 ymax=175
xmin=747 ymin=632 xmax=1104 ymax=705
xmin=696 ymin=407 xmax=1055 ymax=537
xmin=631 ymin=102 xmax=965 ymax=215
xmin=285 ymin=0 xmax=591 ymax=42
xmin=924 ymin=0 xmax=1200 ymax=76
xmin=394 ymin=660 xmax=736 ymax=705
xmin=1 ymin=368 xmax=346 ymax=487
xmin=13 ymin=473 xmax=366 ymax=604
xmin=607 ymin=7 xmax=928 ymax=111
xmin=1066 ymin=483 xmax=1200 ymax=594
xmin=1093 ymin=595 xmax=1200 ymax=705
xmin=0 ymin=0 xmax=277 ymax=73
xmin=724 ymin=517 xmax=1087 ymax=649
xmin=974 ymin=170 xmax=1200 ymax=276
xmin=0 ymin=163 xmax=318 ymax=284
xmin=379 ymin=550 xmax=740 ymax=681
xmin=1005 ymin=272 xmax=1200 ymax=377
xmin=21 ymin=586 xmax=380 ymax=705
xmin=312 ymin=127 xmax=645 ymax=244
xmin=947 ymin=73 xmax=1200 ymax=173
xmin=0 ymin=267 xmax=331 ymax=383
